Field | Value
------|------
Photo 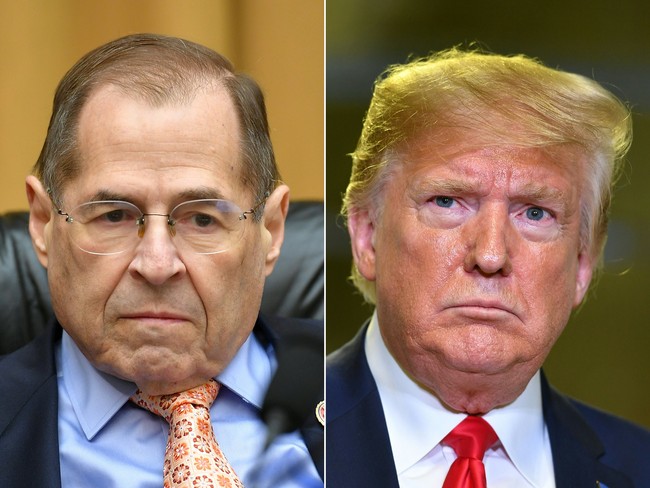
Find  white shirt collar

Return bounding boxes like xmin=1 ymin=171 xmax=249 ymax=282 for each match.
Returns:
xmin=365 ymin=311 xmax=551 ymax=487
xmin=60 ymin=328 xmax=274 ymax=440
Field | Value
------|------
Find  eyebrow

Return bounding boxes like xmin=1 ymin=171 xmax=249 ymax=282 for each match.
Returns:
xmin=410 ymin=178 xmax=480 ymax=199
xmin=410 ymin=178 xmax=575 ymax=215
xmin=516 ymin=183 xmax=566 ymax=203
xmin=176 ymin=187 xmax=228 ymax=201
xmin=87 ymin=186 xmax=228 ymax=204
xmin=87 ymin=189 xmax=131 ymax=202
xmin=515 ymin=183 xmax=575 ymax=217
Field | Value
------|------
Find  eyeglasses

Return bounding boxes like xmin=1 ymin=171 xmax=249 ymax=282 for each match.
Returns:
xmin=54 ymin=195 xmax=268 ymax=256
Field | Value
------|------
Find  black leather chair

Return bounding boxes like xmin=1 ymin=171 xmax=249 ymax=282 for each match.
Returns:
xmin=0 ymin=201 xmax=323 ymax=354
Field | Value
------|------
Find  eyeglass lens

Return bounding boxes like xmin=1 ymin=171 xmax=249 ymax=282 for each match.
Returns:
xmin=64 ymin=199 xmax=247 ymax=255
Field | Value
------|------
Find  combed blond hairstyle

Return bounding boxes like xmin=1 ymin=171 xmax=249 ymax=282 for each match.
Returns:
xmin=343 ymin=48 xmax=632 ymax=304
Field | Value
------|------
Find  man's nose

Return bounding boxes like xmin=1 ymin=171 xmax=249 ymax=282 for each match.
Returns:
xmin=128 ymin=215 xmax=186 ymax=285
xmin=463 ymin=205 xmax=513 ymax=276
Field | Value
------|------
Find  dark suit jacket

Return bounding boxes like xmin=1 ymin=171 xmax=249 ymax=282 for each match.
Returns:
xmin=327 ymin=326 xmax=650 ymax=488
xmin=0 ymin=315 xmax=324 ymax=487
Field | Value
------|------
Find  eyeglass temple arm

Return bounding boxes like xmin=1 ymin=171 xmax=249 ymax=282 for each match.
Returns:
xmin=239 ymin=191 xmax=270 ymax=221
xmin=56 ymin=208 xmax=73 ymax=223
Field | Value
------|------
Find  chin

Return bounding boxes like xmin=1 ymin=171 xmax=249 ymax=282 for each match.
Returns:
xmin=424 ymin=355 xmax=540 ymax=414
xmin=440 ymin=325 xmax=531 ymax=369
xmin=131 ymin=366 xmax=211 ymax=395
xmin=444 ymin=353 xmax=513 ymax=376
xmin=444 ymin=392 xmax=514 ymax=415
xmin=99 ymin=349 xmax=197 ymax=383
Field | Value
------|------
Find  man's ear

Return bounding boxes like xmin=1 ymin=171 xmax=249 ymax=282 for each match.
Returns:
xmin=25 ymin=175 xmax=52 ymax=268
xmin=347 ymin=208 xmax=377 ymax=281
xmin=262 ymin=184 xmax=290 ymax=276
xmin=573 ymin=249 xmax=594 ymax=307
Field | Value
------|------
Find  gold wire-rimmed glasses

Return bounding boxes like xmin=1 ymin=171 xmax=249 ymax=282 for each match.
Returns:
xmin=54 ymin=194 xmax=268 ymax=256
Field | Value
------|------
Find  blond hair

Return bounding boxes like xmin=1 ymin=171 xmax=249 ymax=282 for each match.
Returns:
xmin=343 ymin=48 xmax=632 ymax=303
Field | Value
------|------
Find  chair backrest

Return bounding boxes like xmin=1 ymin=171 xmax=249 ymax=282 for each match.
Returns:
xmin=0 ymin=201 xmax=323 ymax=354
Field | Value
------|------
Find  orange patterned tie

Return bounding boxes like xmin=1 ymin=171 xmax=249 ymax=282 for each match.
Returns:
xmin=442 ymin=416 xmax=498 ymax=488
xmin=131 ymin=379 xmax=244 ymax=488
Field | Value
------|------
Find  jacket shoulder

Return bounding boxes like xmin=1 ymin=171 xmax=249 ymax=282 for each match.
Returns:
xmin=573 ymin=398 xmax=650 ymax=466
xmin=326 ymin=326 xmax=369 ymax=412
xmin=0 ymin=322 xmax=61 ymax=487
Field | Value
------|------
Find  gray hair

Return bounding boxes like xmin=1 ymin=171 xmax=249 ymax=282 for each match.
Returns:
xmin=34 ymin=33 xmax=279 ymax=220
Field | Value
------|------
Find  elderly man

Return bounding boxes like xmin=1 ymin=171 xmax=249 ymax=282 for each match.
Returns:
xmin=327 ymin=49 xmax=650 ymax=487
xmin=0 ymin=34 xmax=322 ymax=487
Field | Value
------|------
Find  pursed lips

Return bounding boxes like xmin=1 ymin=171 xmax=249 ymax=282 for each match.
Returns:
xmin=120 ymin=311 xmax=192 ymax=322
xmin=446 ymin=299 xmax=519 ymax=319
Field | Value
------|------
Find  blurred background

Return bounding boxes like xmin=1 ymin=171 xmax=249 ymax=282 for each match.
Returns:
xmin=0 ymin=0 xmax=323 ymax=213
xmin=326 ymin=0 xmax=650 ymax=428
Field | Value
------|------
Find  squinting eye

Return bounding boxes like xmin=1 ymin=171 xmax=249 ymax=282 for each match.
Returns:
xmin=435 ymin=196 xmax=454 ymax=208
xmin=526 ymin=207 xmax=545 ymax=221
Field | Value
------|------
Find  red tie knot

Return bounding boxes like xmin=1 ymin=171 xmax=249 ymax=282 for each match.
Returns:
xmin=443 ymin=416 xmax=498 ymax=460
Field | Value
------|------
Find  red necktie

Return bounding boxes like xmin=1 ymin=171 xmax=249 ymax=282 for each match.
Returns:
xmin=442 ymin=416 xmax=498 ymax=488
xmin=131 ymin=379 xmax=244 ymax=488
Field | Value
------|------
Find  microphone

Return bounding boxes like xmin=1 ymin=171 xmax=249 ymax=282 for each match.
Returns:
xmin=260 ymin=328 xmax=323 ymax=450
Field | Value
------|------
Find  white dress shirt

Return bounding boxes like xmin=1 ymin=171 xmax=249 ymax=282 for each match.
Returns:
xmin=57 ymin=329 xmax=321 ymax=488
xmin=365 ymin=312 xmax=556 ymax=488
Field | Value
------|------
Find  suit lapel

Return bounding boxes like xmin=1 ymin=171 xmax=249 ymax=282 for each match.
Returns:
xmin=0 ymin=316 xmax=323 ymax=487
xmin=0 ymin=322 xmax=62 ymax=487
xmin=327 ymin=325 xmax=400 ymax=488
xmin=542 ymin=373 xmax=633 ymax=488
xmin=256 ymin=314 xmax=324 ymax=479
xmin=328 ymin=331 xmax=637 ymax=488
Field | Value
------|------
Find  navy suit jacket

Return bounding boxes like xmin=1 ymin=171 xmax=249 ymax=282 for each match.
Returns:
xmin=327 ymin=326 xmax=650 ymax=488
xmin=0 ymin=315 xmax=324 ymax=487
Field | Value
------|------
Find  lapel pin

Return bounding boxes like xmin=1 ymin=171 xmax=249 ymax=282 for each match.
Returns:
xmin=315 ymin=400 xmax=325 ymax=427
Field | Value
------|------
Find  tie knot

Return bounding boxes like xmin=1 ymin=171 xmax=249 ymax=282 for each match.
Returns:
xmin=130 ymin=379 xmax=220 ymax=423
xmin=443 ymin=416 xmax=498 ymax=461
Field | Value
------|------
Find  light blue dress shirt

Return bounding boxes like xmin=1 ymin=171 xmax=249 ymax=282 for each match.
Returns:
xmin=56 ymin=330 xmax=321 ymax=487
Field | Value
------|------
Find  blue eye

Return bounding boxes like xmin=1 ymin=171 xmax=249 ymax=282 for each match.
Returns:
xmin=435 ymin=196 xmax=454 ymax=208
xmin=526 ymin=207 xmax=545 ymax=221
